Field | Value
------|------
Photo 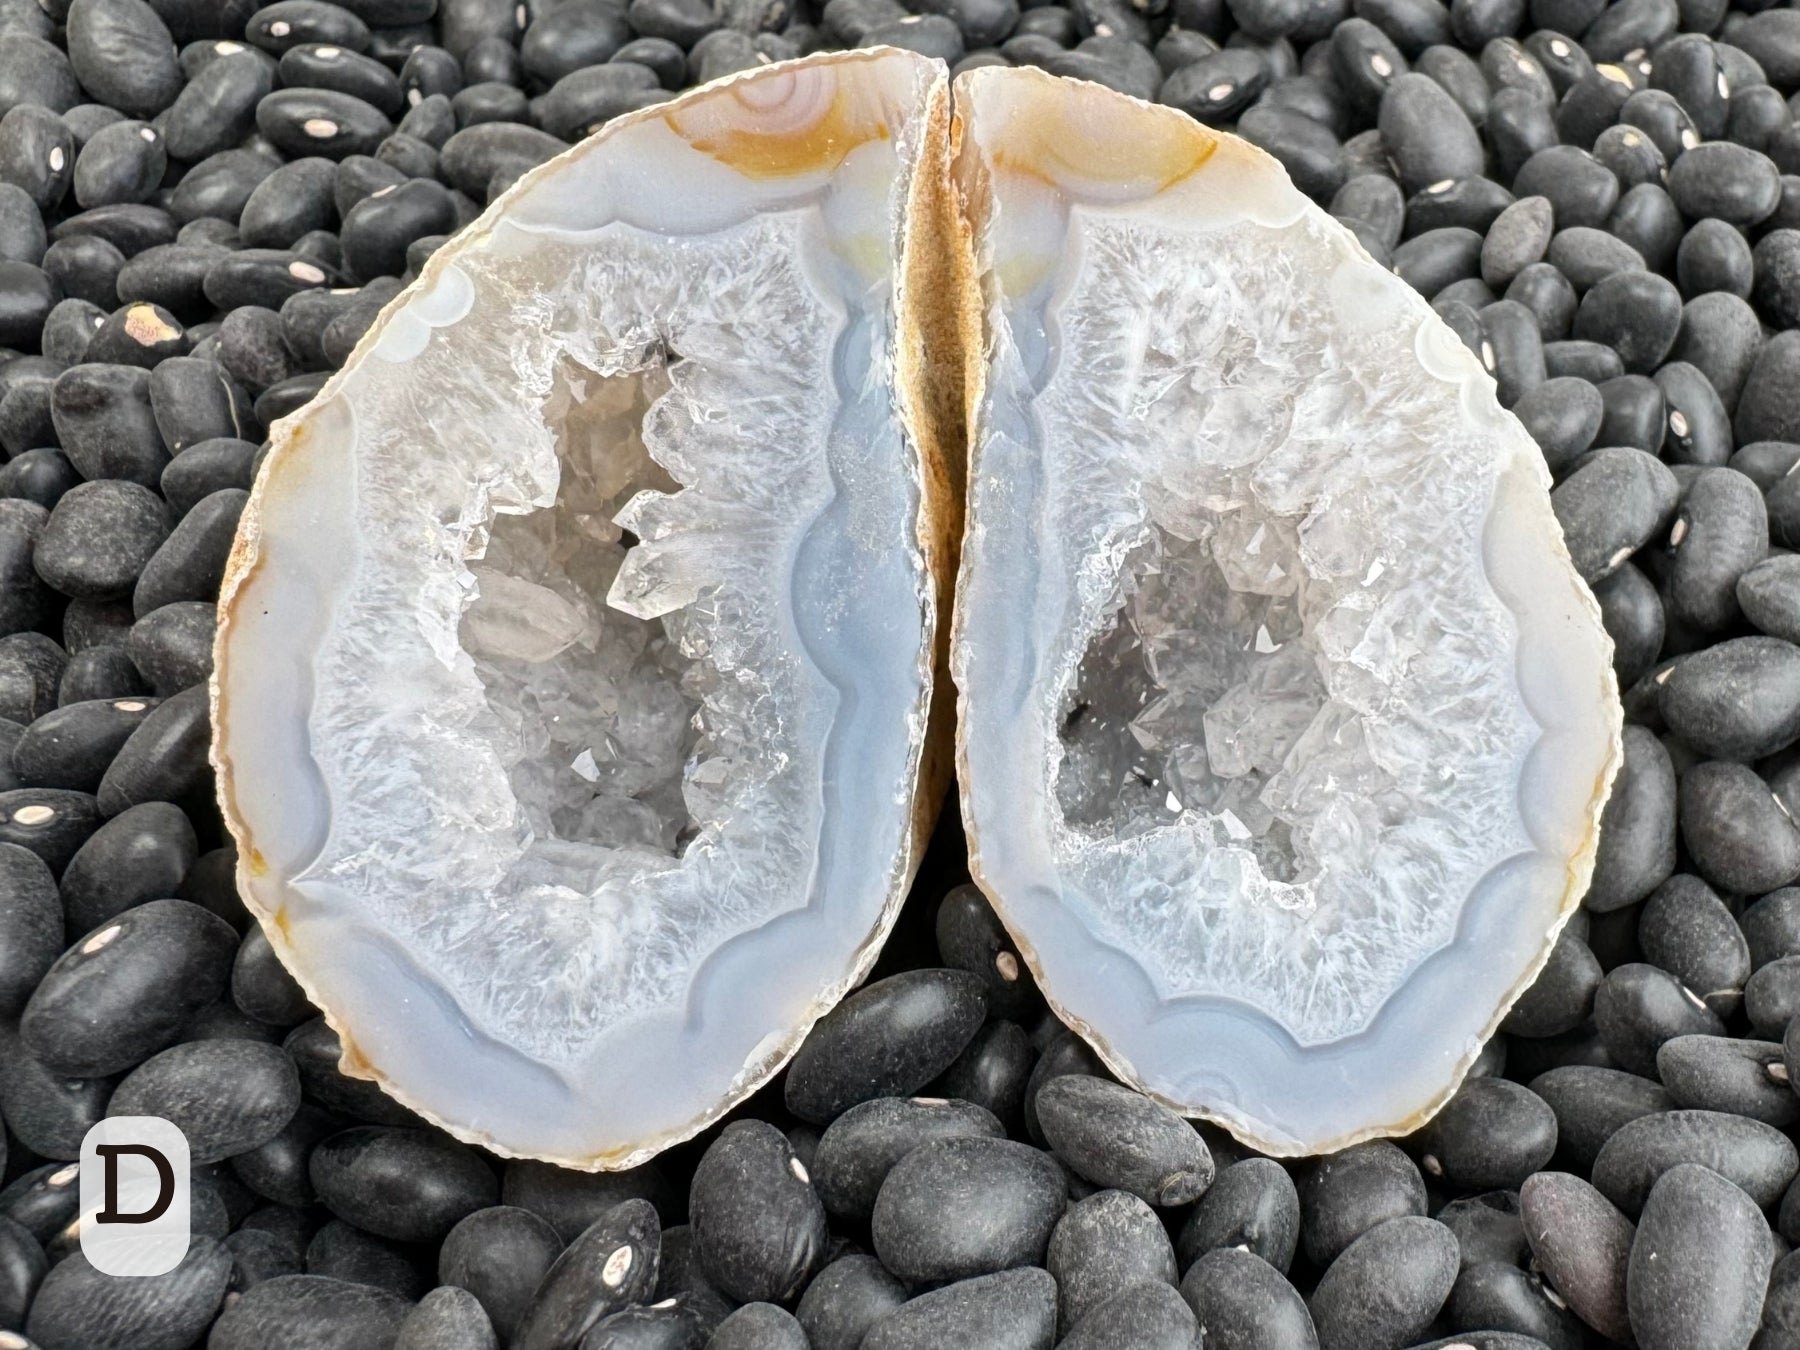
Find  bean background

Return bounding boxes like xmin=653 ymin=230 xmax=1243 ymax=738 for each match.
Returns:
xmin=1 ymin=0 xmax=1800 ymax=1343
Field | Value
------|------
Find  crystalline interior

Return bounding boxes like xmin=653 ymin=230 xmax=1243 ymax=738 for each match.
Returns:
xmin=463 ymin=354 xmax=710 ymax=860
xmin=1059 ymin=518 xmax=1354 ymax=886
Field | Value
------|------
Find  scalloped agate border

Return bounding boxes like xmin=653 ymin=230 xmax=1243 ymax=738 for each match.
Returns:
xmin=951 ymin=68 xmax=1621 ymax=1156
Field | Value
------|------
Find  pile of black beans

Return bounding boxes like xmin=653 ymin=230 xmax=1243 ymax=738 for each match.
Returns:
xmin=0 ymin=0 xmax=1799 ymax=1342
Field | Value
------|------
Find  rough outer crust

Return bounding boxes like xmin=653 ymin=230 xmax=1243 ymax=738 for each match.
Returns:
xmin=212 ymin=50 xmax=954 ymax=1169
xmin=945 ymin=67 xmax=1622 ymax=1158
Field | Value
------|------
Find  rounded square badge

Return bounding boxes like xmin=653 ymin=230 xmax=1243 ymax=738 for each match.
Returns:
xmin=79 ymin=1117 xmax=190 ymax=1277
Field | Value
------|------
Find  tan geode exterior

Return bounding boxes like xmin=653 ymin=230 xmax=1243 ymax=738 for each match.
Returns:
xmin=212 ymin=52 xmax=964 ymax=1169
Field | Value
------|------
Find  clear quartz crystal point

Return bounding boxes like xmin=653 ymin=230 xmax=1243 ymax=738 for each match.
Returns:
xmin=212 ymin=51 xmax=957 ymax=1168
xmin=949 ymin=68 xmax=1623 ymax=1156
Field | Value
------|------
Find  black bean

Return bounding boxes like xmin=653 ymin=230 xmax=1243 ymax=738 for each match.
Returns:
xmin=871 ymin=1135 xmax=1063 ymax=1284
xmin=1655 ymin=361 xmax=1732 ymax=468
xmin=256 ymin=88 xmax=394 ymax=162
xmin=1572 ymin=272 xmax=1680 ymax=375
xmin=1741 ymin=556 xmax=1800 ymax=645
xmin=812 ymin=1096 xmax=1002 ymax=1224
xmin=73 ymin=120 xmax=166 ymax=211
xmin=0 ymin=260 xmax=57 ymax=351
xmin=126 ymin=600 xmax=215 ymax=695
xmin=244 ymin=0 xmax=371 ymax=53
xmin=39 ymin=242 xmax=119 ymax=323
xmin=1593 ymin=1108 xmax=1797 ymax=1216
xmin=439 ymin=121 xmax=564 ymax=199
xmin=109 ymin=1038 xmax=299 ymax=1164
xmin=1594 ymin=962 xmax=1723 ymax=1076
xmin=1627 ymin=1163 xmax=1772 ymax=1350
xmin=861 ymin=1267 xmax=1055 ymax=1350
xmin=1046 ymin=1188 xmax=1176 ymax=1329
xmin=10 ymin=696 xmax=155 ymax=792
xmin=1736 ymin=330 xmax=1800 ymax=446
xmin=438 ymin=1206 xmax=563 ymax=1345
xmin=0 ymin=634 xmax=65 ymax=726
xmin=0 ymin=106 xmax=74 ymax=214
xmin=0 ymin=1020 xmax=112 ymax=1157
xmin=1754 ymin=228 xmax=1800 ymax=332
xmin=0 ymin=787 xmax=96 ymax=873
xmin=0 ymin=1211 xmax=46 ymax=1330
xmin=1021 ymin=1028 xmax=1106 ymax=1143
xmin=206 ymin=1274 xmax=411 ymax=1350
xmin=25 ymin=1242 xmax=231 ymax=1350
xmin=1479 ymin=196 xmax=1551 ymax=291
xmin=1507 ymin=263 xmax=1579 ymax=342
xmin=1552 ymin=447 xmax=1679 ymax=583
xmin=1593 ymin=122 xmax=1667 ymax=190
xmin=1668 ymin=141 xmax=1782 ymax=229
xmin=1511 ymin=145 xmax=1614 ymax=230
xmin=39 ymin=296 xmax=104 ymax=365
xmin=164 ymin=49 xmax=273 ymax=162
xmin=309 ymin=1224 xmax=432 ymax=1303
xmin=1583 ymin=727 xmax=1676 ymax=918
xmin=1373 ymin=72 xmax=1480 ymax=195
xmin=500 ymin=1160 xmax=670 ymax=1249
xmin=1637 ymin=872 xmax=1751 ymax=1016
xmin=1034 ymin=1075 xmax=1211 ymax=1207
xmin=308 ymin=1126 xmax=497 ymax=1244
xmin=49 ymin=363 xmax=169 ymax=486
xmin=1678 ymin=219 xmax=1754 ymax=302
xmin=1748 ymin=956 xmax=1800 ymax=1039
xmin=222 ymin=1100 xmax=329 ymax=1206
xmin=785 ymin=969 xmax=986 ymax=1124
xmin=580 ymin=1298 xmax=709 ymax=1347
xmin=22 ymin=895 xmax=234 ymax=1077
xmin=1443 ymin=1261 xmax=1585 ymax=1349
xmin=1679 ymin=759 xmax=1800 ymax=893
xmin=1308 ymin=1215 xmax=1457 ymax=1350
xmin=1412 ymin=1078 xmax=1556 ymax=1191
xmin=685 ymin=1119 xmax=826 ymax=1305
xmin=1176 ymin=1247 xmax=1312 ymax=1350
xmin=1518 ymin=1171 xmax=1633 ymax=1343
xmin=0 ymin=1162 xmax=82 ymax=1245
xmin=1300 ymin=1140 xmax=1426 ymax=1268
xmin=0 ymin=183 xmax=46 ymax=267
xmin=1510 ymin=375 xmax=1602 ymax=474
xmin=1506 ymin=923 xmax=1602 ymax=1041
xmin=49 ymin=202 xmax=177 ymax=256
xmin=1436 ymin=1190 xmax=1528 ymax=1268
xmin=1656 ymin=1035 xmax=1798 ymax=1126
xmin=1157 ymin=48 xmax=1267 ymax=122
xmin=281 ymin=42 xmax=403 ymax=119
xmin=512 ymin=1203 xmax=664 ymax=1349
xmin=57 ymin=645 xmax=147 ymax=704
xmin=1056 ymin=1282 xmax=1197 ymax=1350
xmin=394 ymin=1285 xmax=499 ymax=1350
xmin=339 ymin=176 xmax=456 ymax=282
xmin=227 ymin=925 xmax=306 ymax=1028
xmin=0 ymin=840 xmax=57 ymax=1015
xmin=1661 ymin=636 xmax=1800 ymax=758
xmin=1551 ymin=227 xmax=1648 ymax=298
xmin=65 ymin=0 xmax=181 ymax=120
xmin=1332 ymin=173 xmax=1405 ymax=249
xmin=1176 ymin=1156 xmax=1300 ymax=1274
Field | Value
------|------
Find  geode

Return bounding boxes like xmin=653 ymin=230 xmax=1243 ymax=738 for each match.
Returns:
xmin=951 ymin=69 xmax=1621 ymax=1154
xmin=214 ymin=52 xmax=1620 ymax=1166
xmin=214 ymin=51 xmax=963 ymax=1167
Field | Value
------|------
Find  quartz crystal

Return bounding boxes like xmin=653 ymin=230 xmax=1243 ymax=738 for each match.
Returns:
xmin=950 ymin=69 xmax=1623 ymax=1156
xmin=213 ymin=51 xmax=957 ymax=1167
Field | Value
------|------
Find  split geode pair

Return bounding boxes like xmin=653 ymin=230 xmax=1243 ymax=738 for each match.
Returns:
xmin=210 ymin=50 xmax=1623 ymax=1169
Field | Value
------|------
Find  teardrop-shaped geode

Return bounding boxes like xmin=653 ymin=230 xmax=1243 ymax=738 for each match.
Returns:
xmin=214 ymin=53 xmax=1621 ymax=1167
xmin=214 ymin=50 xmax=965 ymax=1168
xmin=950 ymin=68 xmax=1621 ymax=1155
